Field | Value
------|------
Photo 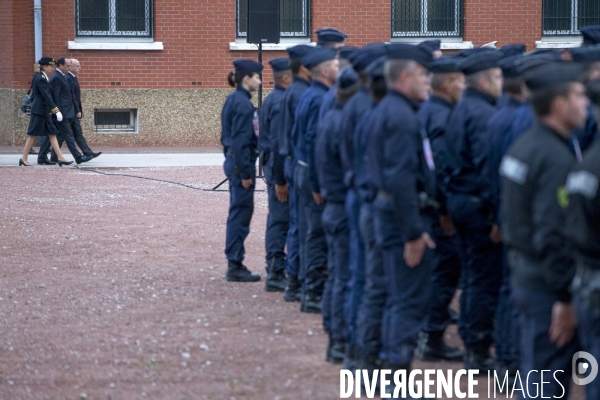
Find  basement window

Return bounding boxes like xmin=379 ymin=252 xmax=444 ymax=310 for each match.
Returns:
xmin=94 ymin=109 xmax=138 ymax=133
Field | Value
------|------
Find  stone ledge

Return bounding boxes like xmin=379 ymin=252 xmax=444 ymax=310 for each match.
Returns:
xmin=68 ymin=41 xmax=164 ymax=50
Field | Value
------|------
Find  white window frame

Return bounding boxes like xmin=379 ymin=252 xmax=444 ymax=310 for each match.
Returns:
xmin=392 ymin=0 xmax=462 ymax=38
xmin=76 ymin=0 xmax=152 ymax=38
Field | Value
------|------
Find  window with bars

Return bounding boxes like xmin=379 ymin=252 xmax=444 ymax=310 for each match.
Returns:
xmin=76 ymin=0 xmax=153 ymax=37
xmin=236 ymin=0 xmax=310 ymax=38
xmin=392 ymin=0 xmax=463 ymax=38
xmin=94 ymin=109 xmax=138 ymax=133
xmin=542 ymin=0 xmax=600 ymax=35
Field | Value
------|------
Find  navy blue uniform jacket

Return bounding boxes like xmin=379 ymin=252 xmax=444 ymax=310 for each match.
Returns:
xmin=339 ymin=86 xmax=371 ymax=189
xmin=258 ymin=85 xmax=286 ymax=176
xmin=50 ymin=70 xmax=75 ymax=119
xmin=30 ymin=73 xmax=58 ymax=116
xmin=66 ymin=72 xmax=82 ymax=116
xmin=315 ymin=102 xmax=347 ymax=203
xmin=354 ymin=102 xmax=378 ymax=203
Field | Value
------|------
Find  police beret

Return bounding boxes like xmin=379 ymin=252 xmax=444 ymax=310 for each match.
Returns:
xmin=385 ymin=43 xmax=433 ymax=68
xmin=524 ymin=62 xmax=585 ymax=91
xmin=517 ymin=52 xmax=564 ymax=75
xmin=233 ymin=59 xmax=263 ymax=74
xmin=499 ymin=54 xmax=525 ymax=78
xmin=315 ymin=28 xmax=347 ymax=43
xmin=268 ymin=57 xmax=290 ymax=72
xmin=500 ymin=44 xmax=526 ymax=58
xmin=418 ymin=39 xmax=441 ymax=52
xmin=339 ymin=46 xmax=359 ymax=60
xmin=366 ymin=56 xmax=386 ymax=80
xmin=302 ymin=47 xmax=337 ymax=69
xmin=458 ymin=49 xmax=502 ymax=75
xmin=570 ymin=45 xmax=600 ymax=63
xmin=581 ymin=25 xmax=600 ymax=46
xmin=349 ymin=43 xmax=386 ymax=72
xmin=429 ymin=56 xmax=462 ymax=74
xmin=586 ymin=79 xmax=600 ymax=105
xmin=287 ymin=44 xmax=314 ymax=60
xmin=337 ymin=66 xmax=359 ymax=89
xmin=38 ymin=56 xmax=56 ymax=66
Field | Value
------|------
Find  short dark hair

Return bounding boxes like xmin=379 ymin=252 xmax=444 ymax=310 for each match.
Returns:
xmin=335 ymin=82 xmax=360 ymax=105
xmin=273 ymin=70 xmax=291 ymax=86
xmin=317 ymin=41 xmax=338 ymax=48
xmin=503 ymin=76 xmax=525 ymax=96
xmin=56 ymin=57 xmax=69 ymax=67
xmin=530 ymin=82 xmax=573 ymax=117
xmin=290 ymin=58 xmax=302 ymax=75
xmin=227 ymin=71 xmax=258 ymax=88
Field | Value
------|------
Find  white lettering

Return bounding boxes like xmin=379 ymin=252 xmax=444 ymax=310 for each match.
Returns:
xmin=455 ymin=370 xmax=466 ymax=399
xmin=493 ymin=369 xmax=509 ymax=397
xmin=380 ymin=369 xmax=391 ymax=399
xmin=393 ymin=369 xmax=406 ymax=398
xmin=423 ymin=370 xmax=435 ymax=398
xmin=468 ymin=370 xmax=479 ymax=398
xmin=553 ymin=370 xmax=565 ymax=399
xmin=437 ymin=370 xmax=453 ymax=398
xmin=511 ymin=371 xmax=524 ymax=398
xmin=409 ymin=370 xmax=422 ymax=398
xmin=540 ymin=370 xmax=551 ymax=398
xmin=340 ymin=370 xmax=353 ymax=398
xmin=363 ymin=369 xmax=378 ymax=398
xmin=527 ymin=370 xmax=539 ymax=398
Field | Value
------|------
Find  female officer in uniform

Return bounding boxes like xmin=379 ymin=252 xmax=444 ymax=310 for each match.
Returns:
xmin=221 ymin=59 xmax=263 ymax=282
xmin=20 ymin=57 xmax=73 ymax=167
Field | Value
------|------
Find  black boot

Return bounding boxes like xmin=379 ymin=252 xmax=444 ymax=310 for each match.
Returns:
xmin=415 ymin=331 xmax=464 ymax=362
xmin=326 ymin=338 xmax=345 ymax=364
xmin=300 ymin=291 xmax=322 ymax=313
xmin=225 ymin=260 xmax=260 ymax=282
xmin=283 ymin=274 xmax=302 ymax=302
xmin=343 ymin=344 xmax=361 ymax=371
xmin=265 ymin=270 xmax=286 ymax=292
xmin=463 ymin=348 xmax=495 ymax=374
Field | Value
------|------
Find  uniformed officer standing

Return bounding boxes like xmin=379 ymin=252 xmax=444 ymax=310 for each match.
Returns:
xmin=258 ymin=57 xmax=293 ymax=292
xmin=276 ymin=44 xmax=314 ymax=302
xmin=315 ymin=28 xmax=348 ymax=120
xmin=365 ymin=43 xmax=435 ymax=383
xmin=291 ymin=48 xmax=339 ymax=313
xmin=415 ymin=56 xmax=465 ymax=363
xmin=501 ymin=62 xmax=588 ymax=397
xmin=443 ymin=48 xmax=504 ymax=371
xmin=314 ymin=66 xmax=360 ymax=364
xmin=221 ymin=59 xmax=263 ymax=282
xmin=566 ymin=78 xmax=600 ymax=400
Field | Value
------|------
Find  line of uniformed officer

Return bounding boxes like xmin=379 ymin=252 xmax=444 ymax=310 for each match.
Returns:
xmin=222 ymin=25 xmax=600 ymax=397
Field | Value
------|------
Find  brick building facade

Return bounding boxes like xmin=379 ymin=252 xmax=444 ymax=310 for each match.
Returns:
xmin=0 ymin=0 xmax=596 ymax=147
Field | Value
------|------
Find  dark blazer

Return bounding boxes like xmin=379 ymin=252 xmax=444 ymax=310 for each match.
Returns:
xmin=30 ymin=72 xmax=59 ymax=117
xmin=50 ymin=70 xmax=75 ymax=119
xmin=66 ymin=72 xmax=82 ymax=116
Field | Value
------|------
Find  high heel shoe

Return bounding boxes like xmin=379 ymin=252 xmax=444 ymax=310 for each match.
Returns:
xmin=56 ymin=160 xmax=73 ymax=167
xmin=19 ymin=159 xmax=31 ymax=167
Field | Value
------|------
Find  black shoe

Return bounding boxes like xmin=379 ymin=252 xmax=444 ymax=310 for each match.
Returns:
xmin=326 ymin=339 xmax=345 ymax=364
xmin=56 ymin=160 xmax=74 ymax=167
xmin=464 ymin=349 xmax=495 ymax=374
xmin=19 ymin=159 xmax=31 ymax=166
xmin=90 ymin=151 xmax=102 ymax=158
xmin=300 ymin=292 xmax=322 ymax=313
xmin=416 ymin=331 xmax=464 ymax=362
xmin=265 ymin=270 xmax=286 ymax=292
xmin=283 ymin=274 xmax=302 ymax=302
xmin=38 ymin=159 xmax=57 ymax=165
xmin=225 ymin=261 xmax=260 ymax=282
xmin=50 ymin=156 xmax=58 ymax=163
xmin=28 ymin=148 xmax=38 ymax=155
xmin=75 ymin=155 xmax=93 ymax=164
xmin=449 ymin=307 xmax=460 ymax=325
xmin=343 ymin=344 xmax=361 ymax=370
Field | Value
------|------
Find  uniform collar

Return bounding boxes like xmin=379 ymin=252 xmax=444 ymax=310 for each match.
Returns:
xmin=56 ymin=68 xmax=65 ymax=76
xmin=311 ymin=80 xmax=330 ymax=91
xmin=69 ymin=71 xmax=76 ymax=78
xmin=274 ymin=84 xmax=286 ymax=92
xmin=507 ymin=96 xmax=523 ymax=108
xmin=293 ymin=76 xmax=310 ymax=86
xmin=236 ymin=86 xmax=251 ymax=99
xmin=42 ymin=72 xmax=48 ymax=80
xmin=464 ymin=88 xmax=496 ymax=106
xmin=334 ymin=101 xmax=344 ymax=110
xmin=537 ymin=122 xmax=570 ymax=145
xmin=429 ymin=94 xmax=454 ymax=109
xmin=389 ymin=89 xmax=420 ymax=111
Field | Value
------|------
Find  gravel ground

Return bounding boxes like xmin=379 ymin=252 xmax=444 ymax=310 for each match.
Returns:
xmin=0 ymin=166 xmax=584 ymax=400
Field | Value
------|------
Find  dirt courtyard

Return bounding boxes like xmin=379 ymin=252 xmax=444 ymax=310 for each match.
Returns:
xmin=0 ymin=165 xmax=584 ymax=400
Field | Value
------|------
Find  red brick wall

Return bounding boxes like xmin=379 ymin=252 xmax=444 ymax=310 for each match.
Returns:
xmin=8 ymin=0 xmax=547 ymax=91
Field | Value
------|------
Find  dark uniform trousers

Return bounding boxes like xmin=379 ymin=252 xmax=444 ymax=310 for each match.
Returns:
xmin=284 ymin=156 xmax=300 ymax=277
xmin=68 ymin=117 xmax=93 ymax=156
xmin=321 ymin=200 xmax=350 ymax=341
xmin=422 ymin=214 xmax=462 ymax=333
xmin=375 ymin=197 xmax=433 ymax=366
xmin=294 ymin=163 xmax=327 ymax=295
xmin=223 ymin=153 xmax=256 ymax=262
xmin=39 ymin=118 xmax=83 ymax=161
xmin=494 ymin=247 xmax=520 ymax=368
xmin=447 ymin=193 xmax=502 ymax=353
xmin=355 ymin=201 xmax=386 ymax=360
xmin=263 ymin=157 xmax=289 ymax=274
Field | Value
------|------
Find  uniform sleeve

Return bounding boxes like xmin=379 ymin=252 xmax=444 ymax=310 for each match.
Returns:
xmin=278 ymin=93 xmax=293 ymax=157
xmin=231 ymin=99 xmax=256 ymax=180
xmin=39 ymin=77 xmax=59 ymax=114
xmin=269 ymin=100 xmax=286 ymax=186
xmin=307 ymin=98 xmax=323 ymax=193
xmin=50 ymin=76 xmax=62 ymax=114
xmin=427 ymin=117 xmax=451 ymax=212
xmin=257 ymin=100 xmax=271 ymax=153
xmin=68 ymin=77 xmax=81 ymax=114
xmin=339 ymin=106 xmax=355 ymax=189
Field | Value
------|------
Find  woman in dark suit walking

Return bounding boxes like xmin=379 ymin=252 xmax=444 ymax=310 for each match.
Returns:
xmin=20 ymin=57 xmax=72 ymax=167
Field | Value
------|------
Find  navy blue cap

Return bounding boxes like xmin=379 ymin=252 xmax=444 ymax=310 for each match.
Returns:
xmin=269 ymin=57 xmax=290 ymax=72
xmin=418 ymin=39 xmax=441 ymax=52
xmin=385 ymin=43 xmax=433 ymax=68
xmin=302 ymin=47 xmax=337 ymax=69
xmin=367 ymin=56 xmax=386 ymax=80
xmin=524 ymin=62 xmax=585 ymax=91
xmin=349 ymin=43 xmax=386 ymax=72
xmin=38 ymin=56 xmax=56 ymax=66
xmin=339 ymin=46 xmax=359 ymax=60
xmin=233 ymin=59 xmax=263 ymax=74
xmin=586 ymin=79 xmax=600 ymax=105
xmin=337 ymin=66 xmax=359 ymax=89
xmin=499 ymin=54 xmax=525 ymax=78
xmin=457 ymin=47 xmax=490 ymax=58
xmin=517 ymin=52 xmax=564 ymax=75
xmin=458 ymin=49 xmax=502 ymax=75
xmin=500 ymin=44 xmax=526 ymax=58
xmin=581 ymin=26 xmax=600 ymax=46
xmin=570 ymin=46 xmax=600 ymax=63
xmin=315 ymin=28 xmax=347 ymax=43
xmin=286 ymin=44 xmax=314 ymax=60
xmin=429 ymin=56 xmax=462 ymax=73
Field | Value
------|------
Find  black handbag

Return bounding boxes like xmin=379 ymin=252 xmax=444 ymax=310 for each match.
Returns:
xmin=20 ymin=80 xmax=35 ymax=117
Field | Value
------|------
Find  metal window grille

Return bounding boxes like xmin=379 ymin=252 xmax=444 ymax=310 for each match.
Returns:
xmin=76 ymin=0 xmax=153 ymax=37
xmin=392 ymin=0 xmax=463 ymax=37
xmin=237 ymin=0 xmax=310 ymax=38
xmin=94 ymin=109 xmax=138 ymax=133
xmin=542 ymin=0 xmax=600 ymax=35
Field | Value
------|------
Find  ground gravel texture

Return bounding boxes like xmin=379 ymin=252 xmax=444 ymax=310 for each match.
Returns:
xmin=0 ymin=166 xmax=584 ymax=400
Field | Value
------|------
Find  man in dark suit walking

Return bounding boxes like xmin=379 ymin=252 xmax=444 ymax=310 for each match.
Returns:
xmin=37 ymin=57 xmax=92 ymax=165
xmin=66 ymin=58 xmax=101 ymax=159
